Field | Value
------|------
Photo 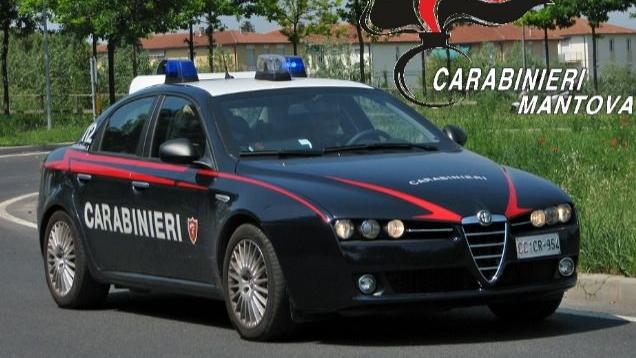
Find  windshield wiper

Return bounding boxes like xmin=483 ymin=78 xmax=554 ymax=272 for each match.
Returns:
xmin=324 ymin=142 xmax=439 ymax=153
xmin=240 ymin=149 xmax=324 ymax=158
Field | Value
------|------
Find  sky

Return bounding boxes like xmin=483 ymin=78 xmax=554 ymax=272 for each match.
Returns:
xmin=218 ymin=8 xmax=636 ymax=33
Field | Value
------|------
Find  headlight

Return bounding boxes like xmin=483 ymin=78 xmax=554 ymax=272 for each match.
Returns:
xmin=334 ymin=220 xmax=355 ymax=240
xmin=557 ymin=204 xmax=572 ymax=223
xmin=530 ymin=210 xmax=546 ymax=227
xmin=545 ymin=207 xmax=559 ymax=225
xmin=359 ymin=220 xmax=381 ymax=240
xmin=386 ymin=220 xmax=405 ymax=239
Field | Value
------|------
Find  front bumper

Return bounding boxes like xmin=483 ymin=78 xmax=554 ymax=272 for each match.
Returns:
xmin=264 ymin=219 xmax=580 ymax=314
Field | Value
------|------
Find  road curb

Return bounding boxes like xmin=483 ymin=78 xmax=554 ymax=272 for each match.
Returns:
xmin=567 ymin=274 xmax=636 ymax=307
xmin=0 ymin=143 xmax=72 ymax=156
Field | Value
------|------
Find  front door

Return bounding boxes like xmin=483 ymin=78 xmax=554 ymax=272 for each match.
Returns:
xmin=131 ymin=95 xmax=218 ymax=283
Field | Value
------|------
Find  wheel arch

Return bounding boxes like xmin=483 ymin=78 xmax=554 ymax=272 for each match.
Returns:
xmin=39 ymin=204 xmax=68 ymax=254
xmin=216 ymin=211 xmax=263 ymax=278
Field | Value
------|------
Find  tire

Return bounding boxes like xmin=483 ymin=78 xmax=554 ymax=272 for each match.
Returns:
xmin=488 ymin=293 xmax=563 ymax=321
xmin=222 ymin=224 xmax=296 ymax=341
xmin=43 ymin=211 xmax=109 ymax=308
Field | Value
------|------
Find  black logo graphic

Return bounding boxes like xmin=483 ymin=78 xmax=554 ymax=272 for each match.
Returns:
xmin=361 ymin=0 xmax=545 ymax=107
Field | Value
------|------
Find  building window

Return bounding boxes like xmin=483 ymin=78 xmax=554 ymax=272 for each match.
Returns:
xmin=246 ymin=46 xmax=256 ymax=70
xmin=609 ymin=39 xmax=614 ymax=52
xmin=395 ymin=47 xmax=400 ymax=61
xmin=628 ymin=39 xmax=631 ymax=51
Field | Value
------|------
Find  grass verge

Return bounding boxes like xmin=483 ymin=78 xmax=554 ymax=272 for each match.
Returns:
xmin=422 ymin=96 xmax=635 ymax=276
xmin=0 ymin=114 xmax=90 ymax=146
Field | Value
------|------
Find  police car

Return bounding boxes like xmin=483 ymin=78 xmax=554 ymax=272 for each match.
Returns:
xmin=38 ymin=55 xmax=579 ymax=341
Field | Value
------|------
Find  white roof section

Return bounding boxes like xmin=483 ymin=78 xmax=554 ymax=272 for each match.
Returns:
xmin=129 ymin=72 xmax=256 ymax=94
xmin=129 ymin=73 xmax=372 ymax=96
xmin=190 ymin=78 xmax=373 ymax=96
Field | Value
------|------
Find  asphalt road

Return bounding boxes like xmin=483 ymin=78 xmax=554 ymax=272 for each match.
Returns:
xmin=0 ymin=151 xmax=635 ymax=358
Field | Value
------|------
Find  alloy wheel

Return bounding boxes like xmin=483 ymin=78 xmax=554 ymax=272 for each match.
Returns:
xmin=227 ymin=239 xmax=269 ymax=328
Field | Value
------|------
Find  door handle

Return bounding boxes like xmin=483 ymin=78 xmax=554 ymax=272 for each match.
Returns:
xmin=132 ymin=181 xmax=150 ymax=191
xmin=77 ymin=173 xmax=92 ymax=183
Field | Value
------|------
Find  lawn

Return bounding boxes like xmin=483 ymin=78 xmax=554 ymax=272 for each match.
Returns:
xmin=422 ymin=96 xmax=635 ymax=276
xmin=0 ymin=114 xmax=90 ymax=146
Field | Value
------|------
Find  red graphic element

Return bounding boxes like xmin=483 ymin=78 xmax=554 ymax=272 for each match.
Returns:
xmin=188 ymin=217 xmax=199 ymax=245
xmin=44 ymin=149 xmax=330 ymax=223
xmin=419 ymin=0 xmax=441 ymax=32
xmin=199 ymin=170 xmax=330 ymax=223
xmin=502 ymin=167 xmax=531 ymax=218
xmin=328 ymin=176 xmax=462 ymax=223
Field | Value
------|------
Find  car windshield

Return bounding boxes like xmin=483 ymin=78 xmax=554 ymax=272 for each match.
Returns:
xmin=215 ymin=88 xmax=446 ymax=156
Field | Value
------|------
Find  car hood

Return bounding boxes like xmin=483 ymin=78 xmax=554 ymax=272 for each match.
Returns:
xmin=236 ymin=150 xmax=571 ymax=222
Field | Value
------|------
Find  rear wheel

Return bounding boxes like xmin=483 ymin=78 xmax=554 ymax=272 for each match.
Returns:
xmin=43 ymin=211 xmax=109 ymax=308
xmin=222 ymin=224 xmax=296 ymax=341
xmin=488 ymin=293 xmax=563 ymax=321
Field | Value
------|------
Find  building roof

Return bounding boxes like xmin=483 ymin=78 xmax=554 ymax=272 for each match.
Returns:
xmin=97 ymin=29 xmax=289 ymax=53
xmin=99 ymin=18 xmax=635 ymax=53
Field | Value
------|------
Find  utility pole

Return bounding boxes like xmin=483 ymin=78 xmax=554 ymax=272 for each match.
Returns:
xmin=43 ymin=0 xmax=52 ymax=130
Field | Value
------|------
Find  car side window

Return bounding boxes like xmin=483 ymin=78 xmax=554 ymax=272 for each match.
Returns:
xmin=151 ymin=96 xmax=207 ymax=159
xmin=100 ymin=97 xmax=155 ymax=155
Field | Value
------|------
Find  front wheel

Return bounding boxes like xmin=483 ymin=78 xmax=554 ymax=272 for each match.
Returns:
xmin=222 ymin=224 xmax=296 ymax=341
xmin=488 ymin=293 xmax=563 ymax=321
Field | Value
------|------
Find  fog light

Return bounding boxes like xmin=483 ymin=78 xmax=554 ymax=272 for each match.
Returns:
xmin=334 ymin=220 xmax=355 ymax=240
xmin=558 ymin=257 xmax=575 ymax=277
xmin=545 ymin=207 xmax=559 ymax=225
xmin=386 ymin=220 xmax=405 ymax=239
xmin=357 ymin=274 xmax=377 ymax=295
xmin=557 ymin=204 xmax=572 ymax=223
xmin=530 ymin=210 xmax=546 ymax=227
xmin=359 ymin=220 xmax=381 ymax=240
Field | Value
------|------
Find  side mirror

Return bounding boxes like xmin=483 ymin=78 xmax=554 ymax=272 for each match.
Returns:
xmin=443 ymin=125 xmax=468 ymax=146
xmin=159 ymin=138 xmax=198 ymax=164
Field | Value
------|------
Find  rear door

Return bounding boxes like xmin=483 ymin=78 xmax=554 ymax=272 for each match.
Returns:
xmin=74 ymin=96 xmax=158 ymax=272
xmin=131 ymin=95 xmax=219 ymax=283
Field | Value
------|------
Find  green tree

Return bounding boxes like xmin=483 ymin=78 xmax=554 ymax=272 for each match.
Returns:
xmin=575 ymin=0 xmax=634 ymax=92
xmin=519 ymin=0 xmax=576 ymax=71
xmin=260 ymin=0 xmax=341 ymax=55
xmin=339 ymin=0 xmax=368 ymax=83
xmin=185 ymin=1 xmax=253 ymax=72
xmin=240 ymin=20 xmax=256 ymax=33
xmin=1 ymin=1 xmax=34 ymax=115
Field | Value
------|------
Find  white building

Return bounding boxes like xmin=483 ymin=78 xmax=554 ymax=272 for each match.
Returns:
xmin=306 ymin=19 xmax=636 ymax=90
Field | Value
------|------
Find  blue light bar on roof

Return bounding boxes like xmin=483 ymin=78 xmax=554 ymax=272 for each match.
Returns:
xmin=255 ymin=54 xmax=308 ymax=81
xmin=162 ymin=59 xmax=199 ymax=84
xmin=285 ymin=56 xmax=307 ymax=78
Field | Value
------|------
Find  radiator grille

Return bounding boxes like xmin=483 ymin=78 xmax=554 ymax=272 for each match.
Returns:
xmin=462 ymin=215 xmax=508 ymax=283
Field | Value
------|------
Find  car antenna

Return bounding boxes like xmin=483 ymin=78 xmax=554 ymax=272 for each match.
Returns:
xmin=222 ymin=50 xmax=234 ymax=79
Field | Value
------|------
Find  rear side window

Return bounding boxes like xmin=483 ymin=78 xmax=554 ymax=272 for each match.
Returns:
xmin=151 ymin=96 xmax=206 ymax=159
xmin=100 ymin=97 xmax=155 ymax=155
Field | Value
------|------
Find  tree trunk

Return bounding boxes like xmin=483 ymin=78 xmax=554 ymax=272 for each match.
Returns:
xmin=92 ymin=35 xmax=98 ymax=59
xmin=107 ymin=40 xmax=116 ymax=105
xmin=421 ymin=49 xmax=426 ymax=96
xmin=292 ymin=40 xmax=298 ymax=56
xmin=2 ymin=21 xmax=10 ymax=116
xmin=189 ymin=23 xmax=195 ymax=62
xmin=591 ymin=25 xmax=598 ymax=92
xmin=132 ymin=43 xmax=138 ymax=78
xmin=207 ymin=12 xmax=215 ymax=72
xmin=543 ymin=26 xmax=550 ymax=71
xmin=355 ymin=23 xmax=365 ymax=83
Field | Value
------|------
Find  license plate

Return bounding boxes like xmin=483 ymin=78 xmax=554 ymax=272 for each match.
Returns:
xmin=515 ymin=233 xmax=561 ymax=259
